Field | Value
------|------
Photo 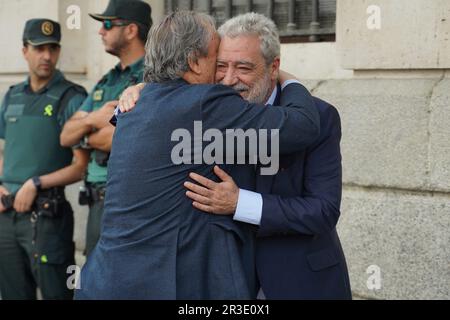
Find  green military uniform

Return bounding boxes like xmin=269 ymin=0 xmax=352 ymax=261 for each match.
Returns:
xmin=80 ymin=58 xmax=144 ymax=256
xmin=0 ymin=19 xmax=87 ymax=300
xmin=80 ymin=0 xmax=150 ymax=256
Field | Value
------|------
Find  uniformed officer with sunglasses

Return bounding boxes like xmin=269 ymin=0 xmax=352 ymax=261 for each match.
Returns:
xmin=60 ymin=0 xmax=152 ymax=257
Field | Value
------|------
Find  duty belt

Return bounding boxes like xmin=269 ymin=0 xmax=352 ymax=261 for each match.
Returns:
xmin=89 ymin=184 xmax=106 ymax=202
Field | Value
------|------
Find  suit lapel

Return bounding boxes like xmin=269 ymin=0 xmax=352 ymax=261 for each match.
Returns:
xmin=256 ymin=83 xmax=282 ymax=193
xmin=256 ymin=167 xmax=274 ymax=194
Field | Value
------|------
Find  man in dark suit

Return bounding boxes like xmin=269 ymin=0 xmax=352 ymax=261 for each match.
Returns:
xmin=183 ymin=13 xmax=352 ymax=299
xmin=75 ymin=11 xmax=320 ymax=300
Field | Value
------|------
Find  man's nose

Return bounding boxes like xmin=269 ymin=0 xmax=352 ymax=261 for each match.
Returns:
xmin=221 ymin=68 xmax=238 ymax=86
xmin=42 ymin=49 xmax=51 ymax=60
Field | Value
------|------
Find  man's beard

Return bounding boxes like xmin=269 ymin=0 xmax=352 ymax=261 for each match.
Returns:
xmin=105 ymin=33 xmax=128 ymax=57
xmin=227 ymin=72 xmax=272 ymax=104
xmin=246 ymin=72 xmax=272 ymax=104
xmin=33 ymin=63 xmax=55 ymax=80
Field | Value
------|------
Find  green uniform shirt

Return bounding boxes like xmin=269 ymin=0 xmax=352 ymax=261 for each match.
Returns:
xmin=79 ymin=57 xmax=144 ymax=183
xmin=0 ymin=70 xmax=87 ymax=194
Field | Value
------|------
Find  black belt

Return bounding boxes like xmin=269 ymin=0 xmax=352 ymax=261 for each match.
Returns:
xmin=88 ymin=184 xmax=106 ymax=202
xmin=38 ymin=186 xmax=65 ymax=199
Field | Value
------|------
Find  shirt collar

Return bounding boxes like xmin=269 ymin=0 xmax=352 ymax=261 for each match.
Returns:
xmin=265 ymin=85 xmax=278 ymax=106
xmin=114 ymin=56 xmax=145 ymax=74
xmin=24 ymin=69 xmax=64 ymax=94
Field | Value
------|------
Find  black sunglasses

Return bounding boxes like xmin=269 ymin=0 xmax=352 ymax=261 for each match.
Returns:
xmin=103 ymin=20 xmax=131 ymax=30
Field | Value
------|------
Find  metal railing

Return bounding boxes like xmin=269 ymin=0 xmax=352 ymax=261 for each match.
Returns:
xmin=165 ymin=0 xmax=336 ymax=42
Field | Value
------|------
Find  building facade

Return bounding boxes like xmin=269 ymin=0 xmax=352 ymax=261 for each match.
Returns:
xmin=0 ymin=0 xmax=448 ymax=299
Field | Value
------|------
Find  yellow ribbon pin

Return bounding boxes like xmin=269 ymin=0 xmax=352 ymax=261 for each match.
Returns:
xmin=44 ymin=105 xmax=53 ymax=117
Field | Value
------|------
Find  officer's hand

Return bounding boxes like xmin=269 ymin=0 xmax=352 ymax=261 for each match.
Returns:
xmin=119 ymin=83 xmax=145 ymax=113
xmin=0 ymin=185 xmax=10 ymax=197
xmin=14 ymin=179 xmax=38 ymax=213
xmin=0 ymin=186 xmax=10 ymax=213
xmin=87 ymin=100 xmax=118 ymax=129
xmin=184 ymin=166 xmax=239 ymax=215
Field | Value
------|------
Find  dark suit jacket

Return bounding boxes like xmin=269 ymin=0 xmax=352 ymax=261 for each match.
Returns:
xmin=75 ymin=79 xmax=319 ymax=300
xmin=256 ymin=95 xmax=352 ymax=299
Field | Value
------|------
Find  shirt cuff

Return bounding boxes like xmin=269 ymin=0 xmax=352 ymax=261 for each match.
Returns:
xmin=281 ymin=79 xmax=302 ymax=90
xmin=233 ymin=189 xmax=263 ymax=225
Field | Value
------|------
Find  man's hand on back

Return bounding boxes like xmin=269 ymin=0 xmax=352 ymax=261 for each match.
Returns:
xmin=119 ymin=83 xmax=145 ymax=113
xmin=184 ymin=166 xmax=239 ymax=215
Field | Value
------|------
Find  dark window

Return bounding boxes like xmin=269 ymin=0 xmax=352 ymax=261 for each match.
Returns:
xmin=165 ymin=0 xmax=336 ymax=42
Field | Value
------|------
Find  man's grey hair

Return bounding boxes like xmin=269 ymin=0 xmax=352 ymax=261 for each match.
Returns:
xmin=144 ymin=11 xmax=216 ymax=83
xmin=218 ymin=12 xmax=280 ymax=66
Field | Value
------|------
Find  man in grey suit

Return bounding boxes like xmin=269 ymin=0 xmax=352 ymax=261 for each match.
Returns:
xmin=75 ymin=11 xmax=319 ymax=300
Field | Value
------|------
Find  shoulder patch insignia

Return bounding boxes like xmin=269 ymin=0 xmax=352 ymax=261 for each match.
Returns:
xmin=93 ymin=90 xmax=104 ymax=102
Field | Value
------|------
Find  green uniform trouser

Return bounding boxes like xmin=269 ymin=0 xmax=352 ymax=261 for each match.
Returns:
xmin=84 ymin=184 xmax=105 ymax=257
xmin=0 ymin=201 xmax=75 ymax=300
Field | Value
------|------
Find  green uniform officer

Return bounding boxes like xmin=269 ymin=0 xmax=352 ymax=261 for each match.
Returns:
xmin=0 ymin=19 xmax=88 ymax=300
xmin=60 ymin=0 xmax=152 ymax=257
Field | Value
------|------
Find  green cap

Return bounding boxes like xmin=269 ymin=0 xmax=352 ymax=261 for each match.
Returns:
xmin=89 ymin=0 xmax=152 ymax=28
xmin=23 ymin=19 xmax=61 ymax=46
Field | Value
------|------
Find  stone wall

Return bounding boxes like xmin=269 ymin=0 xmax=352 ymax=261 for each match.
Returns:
xmin=304 ymin=76 xmax=450 ymax=300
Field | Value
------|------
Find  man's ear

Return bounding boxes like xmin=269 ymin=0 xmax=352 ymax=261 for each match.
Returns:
xmin=188 ymin=55 xmax=202 ymax=75
xmin=22 ymin=45 xmax=29 ymax=59
xmin=126 ymin=23 xmax=139 ymax=41
xmin=270 ymin=56 xmax=281 ymax=82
